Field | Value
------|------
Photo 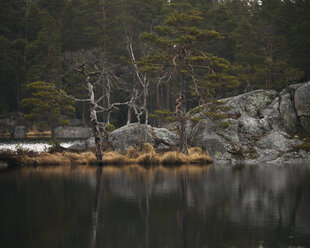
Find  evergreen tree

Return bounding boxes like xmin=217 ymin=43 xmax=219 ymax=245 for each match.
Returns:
xmin=140 ymin=2 xmax=239 ymax=153
xmin=21 ymin=81 xmax=75 ymax=133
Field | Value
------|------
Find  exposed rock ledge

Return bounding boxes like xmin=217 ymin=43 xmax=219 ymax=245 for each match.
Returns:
xmin=70 ymin=82 xmax=310 ymax=164
xmin=188 ymin=81 xmax=310 ymax=163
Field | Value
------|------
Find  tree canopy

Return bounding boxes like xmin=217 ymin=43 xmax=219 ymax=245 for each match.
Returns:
xmin=0 ymin=0 xmax=309 ymax=130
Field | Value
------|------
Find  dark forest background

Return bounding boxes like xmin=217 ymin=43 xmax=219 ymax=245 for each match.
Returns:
xmin=1 ymin=0 xmax=309 ymax=128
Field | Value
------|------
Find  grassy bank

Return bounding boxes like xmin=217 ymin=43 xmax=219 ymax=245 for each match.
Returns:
xmin=0 ymin=143 xmax=213 ymax=166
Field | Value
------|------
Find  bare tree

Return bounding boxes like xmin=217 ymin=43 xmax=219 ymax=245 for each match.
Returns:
xmin=127 ymin=39 xmax=150 ymax=125
xmin=55 ymin=50 xmax=130 ymax=163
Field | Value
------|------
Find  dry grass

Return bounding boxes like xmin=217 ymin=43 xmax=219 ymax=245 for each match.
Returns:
xmin=6 ymin=143 xmax=212 ymax=166
xmin=160 ymin=151 xmax=188 ymax=166
xmin=20 ymin=152 xmax=70 ymax=166
xmin=125 ymin=143 xmax=160 ymax=166
xmin=26 ymin=130 xmax=52 ymax=138
xmin=63 ymin=151 xmax=97 ymax=164
xmin=125 ymin=143 xmax=155 ymax=159
xmin=0 ymin=132 xmax=11 ymax=138
xmin=18 ymin=151 xmax=96 ymax=166
xmin=188 ymin=147 xmax=204 ymax=156
xmin=188 ymin=147 xmax=213 ymax=164
xmin=102 ymin=151 xmax=128 ymax=165
xmin=136 ymin=153 xmax=160 ymax=166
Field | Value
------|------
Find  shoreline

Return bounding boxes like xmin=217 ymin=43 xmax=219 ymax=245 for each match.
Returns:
xmin=0 ymin=144 xmax=213 ymax=167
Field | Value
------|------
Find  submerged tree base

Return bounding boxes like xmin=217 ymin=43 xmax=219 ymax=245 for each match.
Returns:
xmin=0 ymin=143 xmax=213 ymax=167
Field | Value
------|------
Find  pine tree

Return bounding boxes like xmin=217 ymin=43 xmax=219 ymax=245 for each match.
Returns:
xmin=21 ymin=81 xmax=75 ymax=134
xmin=140 ymin=2 xmax=239 ymax=153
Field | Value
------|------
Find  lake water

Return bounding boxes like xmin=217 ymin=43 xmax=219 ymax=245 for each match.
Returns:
xmin=0 ymin=164 xmax=310 ymax=248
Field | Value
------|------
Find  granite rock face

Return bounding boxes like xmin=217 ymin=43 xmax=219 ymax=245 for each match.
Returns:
xmin=188 ymin=82 xmax=310 ymax=163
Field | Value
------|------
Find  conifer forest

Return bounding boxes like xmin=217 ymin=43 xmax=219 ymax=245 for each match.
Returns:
xmin=1 ymin=0 xmax=310 ymax=129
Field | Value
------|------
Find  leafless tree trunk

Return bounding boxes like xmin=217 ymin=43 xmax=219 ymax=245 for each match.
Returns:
xmin=54 ymin=50 xmax=131 ymax=163
xmin=176 ymin=94 xmax=188 ymax=155
xmin=127 ymin=40 xmax=149 ymax=125
xmin=127 ymin=107 xmax=132 ymax=125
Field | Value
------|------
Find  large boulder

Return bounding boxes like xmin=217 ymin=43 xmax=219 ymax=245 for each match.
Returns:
xmin=53 ymin=126 xmax=92 ymax=139
xmin=69 ymin=123 xmax=179 ymax=153
xmin=109 ymin=123 xmax=179 ymax=154
xmin=108 ymin=124 xmax=153 ymax=154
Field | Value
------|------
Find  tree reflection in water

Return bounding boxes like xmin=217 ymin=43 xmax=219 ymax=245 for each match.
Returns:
xmin=90 ymin=167 xmax=103 ymax=248
xmin=0 ymin=164 xmax=310 ymax=248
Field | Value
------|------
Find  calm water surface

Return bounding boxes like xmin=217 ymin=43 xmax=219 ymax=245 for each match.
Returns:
xmin=0 ymin=164 xmax=310 ymax=248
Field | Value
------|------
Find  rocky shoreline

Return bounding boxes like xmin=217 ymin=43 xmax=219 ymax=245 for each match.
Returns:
xmin=1 ymin=82 xmax=309 ymax=165
xmin=70 ymin=82 xmax=310 ymax=164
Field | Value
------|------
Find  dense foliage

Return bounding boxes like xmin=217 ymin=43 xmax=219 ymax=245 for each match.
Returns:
xmin=1 ymin=0 xmax=309 ymax=128
xmin=20 ymin=81 xmax=75 ymax=131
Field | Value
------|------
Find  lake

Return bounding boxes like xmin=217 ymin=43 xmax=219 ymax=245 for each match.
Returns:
xmin=0 ymin=164 xmax=310 ymax=248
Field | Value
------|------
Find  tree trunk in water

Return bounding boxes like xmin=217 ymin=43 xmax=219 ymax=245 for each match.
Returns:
xmin=90 ymin=167 xmax=104 ymax=248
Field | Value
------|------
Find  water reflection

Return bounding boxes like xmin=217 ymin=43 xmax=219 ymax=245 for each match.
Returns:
xmin=90 ymin=167 xmax=103 ymax=248
xmin=0 ymin=164 xmax=310 ymax=248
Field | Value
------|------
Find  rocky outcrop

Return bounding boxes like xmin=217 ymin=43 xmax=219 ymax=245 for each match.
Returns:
xmin=188 ymin=82 xmax=310 ymax=163
xmin=69 ymin=123 xmax=179 ymax=153
xmin=69 ymin=82 xmax=310 ymax=163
